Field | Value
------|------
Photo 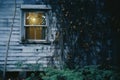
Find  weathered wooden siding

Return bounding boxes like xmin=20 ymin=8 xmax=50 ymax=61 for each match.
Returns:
xmin=0 ymin=0 xmax=57 ymax=71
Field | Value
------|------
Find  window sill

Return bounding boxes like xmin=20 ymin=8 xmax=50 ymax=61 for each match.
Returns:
xmin=19 ymin=40 xmax=51 ymax=45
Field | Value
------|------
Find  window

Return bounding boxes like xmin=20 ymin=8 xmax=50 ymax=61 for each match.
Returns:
xmin=21 ymin=5 xmax=51 ymax=43
xmin=24 ymin=12 xmax=47 ymax=41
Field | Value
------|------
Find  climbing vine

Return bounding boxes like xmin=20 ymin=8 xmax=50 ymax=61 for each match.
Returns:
xmin=49 ymin=0 xmax=112 ymax=69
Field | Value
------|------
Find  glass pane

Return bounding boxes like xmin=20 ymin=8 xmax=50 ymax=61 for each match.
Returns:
xmin=25 ymin=12 xmax=46 ymax=25
xmin=26 ymin=27 xmax=35 ymax=39
xmin=26 ymin=26 xmax=46 ymax=40
xmin=36 ymin=27 xmax=46 ymax=40
xmin=36 ymin=27 xmax=42 ymax=39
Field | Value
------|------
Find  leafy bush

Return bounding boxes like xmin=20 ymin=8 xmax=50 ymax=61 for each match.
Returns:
xmin=42 ymin=65 xmax=120 ymax=80
xmin=25 ymin=65 xmax=120 ymax=80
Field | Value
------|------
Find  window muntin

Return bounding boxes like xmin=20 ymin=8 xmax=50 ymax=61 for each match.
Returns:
xmin=24 ymin=12 xmax=47 ymax=41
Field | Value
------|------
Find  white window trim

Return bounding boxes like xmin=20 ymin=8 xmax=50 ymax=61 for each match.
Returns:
xmin=21 ymin=5 xmax=51 ymax=10
xmin=21 ymin=5 xmax=51 ymax=43
xmin=24 ymin=11 xmax=48 ymax=42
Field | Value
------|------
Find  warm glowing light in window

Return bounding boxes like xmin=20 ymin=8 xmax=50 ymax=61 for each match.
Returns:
xmin=25 ymin=12 xmax=46 ymax=25
xmin=24 ymin=12 xmax=47 ymax=40
xmin=31 ymin=17 xmax=36 ymax=24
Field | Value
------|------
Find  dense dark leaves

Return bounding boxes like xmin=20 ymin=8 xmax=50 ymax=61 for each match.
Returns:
xmin=55 ymin=0 xmax=112 ymax=68
xmin=35 ymin=0 xmax=112 ymax=69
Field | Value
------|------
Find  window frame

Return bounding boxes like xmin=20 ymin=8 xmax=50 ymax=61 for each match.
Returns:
xmin=24 ymin=11 xmax=48 ymax=42
xmin=20 ymin=5 xmax=51 ymax=44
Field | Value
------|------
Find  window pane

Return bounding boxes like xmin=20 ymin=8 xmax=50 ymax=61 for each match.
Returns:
xmin=26 ymin=26 xmax=46 ymax=40
xmin=36 ymin=27 xmax=42 ymax=39
xmin=36 ymin=27 xmax=46 ymax=40
xmin=25 ymin=12 xmax=46 ymax=25
xmin=26 ymin=26 xmax=35 ymax=39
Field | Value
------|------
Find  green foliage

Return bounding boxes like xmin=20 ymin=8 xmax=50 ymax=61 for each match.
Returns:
xmin=25 ymin=73 xmax=37 ymax=80
xmin=15 ymin=61 xmax=43 ymax=71
xmin=25 ymin=72 xmax=45 ymax=80
xmin=15 ymin=61 xmax=23 ymax=69
xmin=26 ymin=63 xmax=42 ymax=71
xmin=24 ymin=65 xmax=120 ymax=80
xmin=41 ymin=65 xmax=120 ymax=80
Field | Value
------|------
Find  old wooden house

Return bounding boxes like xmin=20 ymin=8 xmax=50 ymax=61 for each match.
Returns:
xmin=0 ymin=0 xmax=60 ymax=77
xmin=1 ymin=0 xmax=120 ymax=79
